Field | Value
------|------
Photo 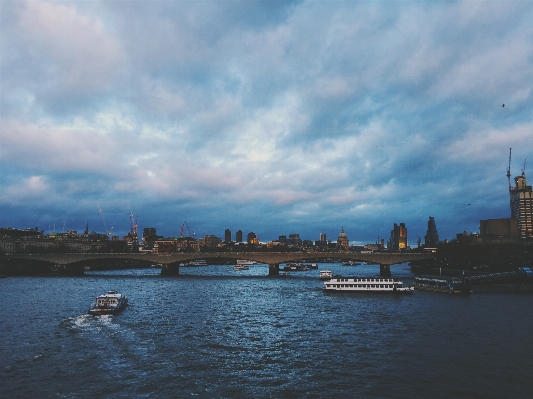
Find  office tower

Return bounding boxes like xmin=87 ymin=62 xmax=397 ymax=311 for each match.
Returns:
xmin=424 ymin=217 xmax=440 ymax=247
xmin=510 ymin=173 xmax=533 ymax=237
xmin=143 ymin=228 xmax=157 ymax=242
xmin=320 ymin=233 xmax=326 ymax=242
xmin=247 ymin=232 xmax=258 ymax=245
xmin=389 ymin=223 xmax=407 ymax=251
xmin=236 ymin=230 xmax=243 ymax=242
xmin=224 ymin=229 xmax=231 ymax=243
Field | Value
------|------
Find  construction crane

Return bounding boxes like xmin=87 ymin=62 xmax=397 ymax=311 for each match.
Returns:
xmin=507 ymin=148 xmax=512 ymax=194
xmin=97 ymin=206 xmax=113 ymax=237
xmin=180 ymin=221 xmax=195 ymax=238
xmin=507 ymin=148 xmax=513 ymax=216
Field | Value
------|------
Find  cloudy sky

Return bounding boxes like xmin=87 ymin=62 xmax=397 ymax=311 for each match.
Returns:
xmin=1 ymin=0 xmax=533 ymax=245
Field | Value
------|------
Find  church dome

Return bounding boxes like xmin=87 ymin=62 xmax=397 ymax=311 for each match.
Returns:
xmin=337 ymin=227 xmax=349 ymax=250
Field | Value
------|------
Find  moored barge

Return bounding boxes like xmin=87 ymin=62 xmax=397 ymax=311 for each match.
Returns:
xmin=414 ymin=275 xmax=467 ymax=293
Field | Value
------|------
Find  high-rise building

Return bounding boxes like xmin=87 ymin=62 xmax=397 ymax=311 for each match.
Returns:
xmin=510 ymin=173 xmax=533 ymax=237
xmin=142 ymin=227 xmax=158 ymax=243
xmin=236 ymin=230 xmax=243 ymax=242
xmin=389 ymin=223 xmax=407 ymax=251
xmin=224 ymin=229 xmax=231 ymax=243
xmin=320 ymin=233 xmax=326 ymax=242
xmin=424 ymin=217 xmax=439 ymax=247
xmin=247 ymin=232 xmax=258 ymax=245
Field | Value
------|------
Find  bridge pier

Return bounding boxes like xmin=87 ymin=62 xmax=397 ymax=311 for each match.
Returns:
xmin=379 ymin=264 xmax=391 ymax=277
xmin=268 ymin=263 xmax=280 ymax=276
xmin=161 ymin=263 xmax=180 ymax=276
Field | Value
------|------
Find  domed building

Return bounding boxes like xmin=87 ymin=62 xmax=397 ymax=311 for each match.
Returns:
xmin=337 ymin=227 xmax=349 ymax=250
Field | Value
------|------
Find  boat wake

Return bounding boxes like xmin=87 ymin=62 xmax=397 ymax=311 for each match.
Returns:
xmin=59 ymin=314 xmax=119 ymax=333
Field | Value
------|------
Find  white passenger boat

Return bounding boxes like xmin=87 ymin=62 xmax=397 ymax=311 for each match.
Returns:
xmin=189 ymin=260 xmax=208 ymax=266
xmin=319 ymin=270 xmax=333 ymax=280
xmin=236 ymin=260 xmax=256 ymax=265
xmin=233 ymin=264 xmax=249 ymax=270
xmin=88 ymin=290 xmax=128 ymax=315
xmin=323 ymin=277 xmax=413 ymax=293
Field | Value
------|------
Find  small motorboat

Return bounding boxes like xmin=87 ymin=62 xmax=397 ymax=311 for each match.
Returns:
xmin=88 ymin=290 xmax=128 ymax=315
xmin=319 ymin=270 xmax=333 ymax=280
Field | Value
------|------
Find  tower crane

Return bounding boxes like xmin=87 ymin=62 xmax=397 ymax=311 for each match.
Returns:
xmin=507 ymin=148 xmax=513 ymax=216
xmin=507 ymin=148 xmax=512 ymax=194
xmin=97 ymin=206 xmax=113 ymax=237
xmin=180 ymin=221 xmax=195 ymax=238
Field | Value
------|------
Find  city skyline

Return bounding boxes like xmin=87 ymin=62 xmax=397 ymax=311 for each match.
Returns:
xmin=1 ymin=1 xmax=533 ymax=244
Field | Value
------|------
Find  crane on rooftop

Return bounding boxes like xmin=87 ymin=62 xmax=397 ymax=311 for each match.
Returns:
xmin=180 ymin=221 xmax=195 ymax=238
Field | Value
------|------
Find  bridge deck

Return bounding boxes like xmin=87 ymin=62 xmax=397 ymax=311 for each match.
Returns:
xmin=4 ymin=252 xmax=432 ymax=266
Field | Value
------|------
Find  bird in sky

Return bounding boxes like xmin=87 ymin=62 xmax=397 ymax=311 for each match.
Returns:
xmin=502 ymin=104 xmax=505 ymax=107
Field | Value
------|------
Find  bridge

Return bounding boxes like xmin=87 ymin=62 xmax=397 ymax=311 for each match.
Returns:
xmin=3 ymin=251 xmax=433 ymax=276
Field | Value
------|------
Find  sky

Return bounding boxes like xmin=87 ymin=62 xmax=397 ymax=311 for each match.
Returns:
xmin=1 ymin=0 xmax=533 ymax=246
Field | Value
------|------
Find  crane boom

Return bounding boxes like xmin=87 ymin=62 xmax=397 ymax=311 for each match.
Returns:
xmin=507 ymin=148 xmax=512 ymax=216
xmin=180 ymin=221 xmax=195 ymax=238
xmin=507 ymin=148 xmax=512 ymax=191
xmin=98 ymin=206 xmax=112 ymax=236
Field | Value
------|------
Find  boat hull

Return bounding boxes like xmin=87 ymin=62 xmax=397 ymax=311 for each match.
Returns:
xmin=323 ymin=277 xmax=413 ymax=293
xmin=88 ymin=303 xmax=127 ymax=316
xmin=323 ymin=287 xmax=413 ymax=293
xmin=88 ymin=290 xmax=128 ymax=315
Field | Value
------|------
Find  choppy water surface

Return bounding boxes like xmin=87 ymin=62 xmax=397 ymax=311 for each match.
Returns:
xmin=1 ymin=263 xmax=533 ymax=398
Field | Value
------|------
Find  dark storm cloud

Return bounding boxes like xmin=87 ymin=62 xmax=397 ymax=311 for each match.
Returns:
xmin=1 ymin=0 xmax=532 ymax=243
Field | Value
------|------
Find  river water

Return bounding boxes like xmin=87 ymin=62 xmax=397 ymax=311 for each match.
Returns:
xmin=1 ymin=263 xmax=532 ymax=398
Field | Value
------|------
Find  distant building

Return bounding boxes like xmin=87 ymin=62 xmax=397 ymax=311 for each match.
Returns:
xmin=286 ymin=234 xmax=302 ymax=247
xmin=152 ymin=237 xmax=199 ymax=253
xmin=198 ymin=234 xmax=222 ymax=248
xmin=389 ymin=223 xmax=407 ymax=251
xmin=247 ymin=232 xmax=258 ymax=245
xmin=302 ymin=240 xmax=313 ymax=248
xmin=424 ymin=217 xmax=440 ymax=247
xmin=337 ymin=227 xmax=349 ymax=250
xmin=480 ymin=218 xmax=518 ymax=237
xmin=510 ymin=173 xmax=533 ymax=237
xmin=224 ymin=229 xmax=231 ymax=244
xmin=320 ymin=232 xmax=326 ymax=242
xmin=236 ymin=230 xmax=243 ymax=243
